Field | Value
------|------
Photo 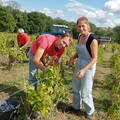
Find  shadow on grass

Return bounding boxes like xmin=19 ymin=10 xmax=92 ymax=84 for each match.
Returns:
xmin=0 ymin=83 xmax=25 ymax=98
xmin=56 ymin=101 xmax=86 ymax=117
xmin=94 ymin=74 xmax=112 ymax=90
xmin=100 ymin=60 xmax=112 ymax=68
xmin=93 ymin=79 xmax=107 ymax=89
xmin=94 ymin=98 xmax=112 ymax=112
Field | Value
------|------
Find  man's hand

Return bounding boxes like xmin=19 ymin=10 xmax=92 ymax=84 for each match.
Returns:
xmin=41 ymin=65 xmax=46 ymax=72
xmin=46 ymin=60 xmax=56 ymax=66
xmin=46 ymin=56 xmax=58 ymax=66
xmin=68 ymin=57 xmax=75 ymax=66
xmin=19 ymin=47 xmax=22 ymax=50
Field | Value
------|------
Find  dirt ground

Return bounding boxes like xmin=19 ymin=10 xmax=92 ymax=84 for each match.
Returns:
xmin=0 ymin=48 xmax=112 ymax=120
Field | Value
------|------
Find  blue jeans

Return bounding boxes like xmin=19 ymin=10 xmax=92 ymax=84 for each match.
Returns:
xmin=72 ymin=62 xmax=96 ymax=115
xmin=29 ymin=51 xmax=38 ymax=90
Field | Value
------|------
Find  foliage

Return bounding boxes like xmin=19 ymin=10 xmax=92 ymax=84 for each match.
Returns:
xmin=107 ymin=43 xmax=120 ymax=120
xmin=108 ymin=100 xmax=120 ymax=120
xmin=27 ymin=66 xmax=68 ymax=116
xmin=113 ymin=26 xmax=120 ymax=43
xmin=0 ymin=6 xmax=16 ymax=32
xmin=98 ymin=45 xmax=105 ymax=63
xmin=0 ymin=5 xmax=100 ymax=39
xmin=12 ymin=9 xmax=28 ymax=32
xmin=0 ymin=32 xmax=34 ymax=70
xmin=1 ymin=1 xmax=120 ymax=43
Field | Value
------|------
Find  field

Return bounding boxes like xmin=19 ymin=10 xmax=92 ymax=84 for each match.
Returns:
xmin=0 ymin=33 xmax=120 ymax=120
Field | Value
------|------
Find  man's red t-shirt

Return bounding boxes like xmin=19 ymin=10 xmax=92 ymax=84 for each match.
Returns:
xmin=17 ymin=33 xmax=30 ymax=47
xmin=31 ymin=34 xmax=64 ymax=61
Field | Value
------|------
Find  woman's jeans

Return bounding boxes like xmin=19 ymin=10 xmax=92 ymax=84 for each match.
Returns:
xmin=72 ymin=63 xmax=96 ymax=116
xmin=29 ymin=51 xmax=38 ymax=90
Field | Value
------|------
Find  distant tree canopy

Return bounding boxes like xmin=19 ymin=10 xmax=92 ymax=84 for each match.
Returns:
xmin=112 ymin=26 xmax=120 ymax=43
xmin=27 ymin=12 xmax=53 ymax=34
xmin=0 ymin=5 xmax=120 ymax=43
xmin=0 ymin=6 xmax=16 ymax=32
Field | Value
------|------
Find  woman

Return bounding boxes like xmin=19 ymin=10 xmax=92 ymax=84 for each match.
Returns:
xmin=69 ymin=16 xmax=98 ymax=119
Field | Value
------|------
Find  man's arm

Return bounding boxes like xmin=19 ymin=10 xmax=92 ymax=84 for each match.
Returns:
xmin=33 ymin=46 xmax=46 ymax=72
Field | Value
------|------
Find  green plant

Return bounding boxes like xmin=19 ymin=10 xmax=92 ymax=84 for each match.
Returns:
xmin=27 ymin=66 xmax=68 ymax=117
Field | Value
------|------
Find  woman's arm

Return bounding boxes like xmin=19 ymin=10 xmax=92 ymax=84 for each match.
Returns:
xmin=83 ymin=39 xmax=98 ymax=71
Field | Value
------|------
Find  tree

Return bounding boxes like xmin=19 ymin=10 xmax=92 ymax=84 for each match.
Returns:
xmin=12 ymin=9 xmax=28 ymax=32
xmin=0 ymin=6 xmax=16 ymax=32
xmin=90 ymin=22 xmax=97 ymax=33
xmin=113 ymin=26 xmax=120 ymax=43
xmin=45 ymin=16 xmax=53 ymax=32
xmin=27 ymin=12 xmax=49 ymax=34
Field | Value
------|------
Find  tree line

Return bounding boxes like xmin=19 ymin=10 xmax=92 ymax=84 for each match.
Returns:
xmin=0 ymin=4 xmax=120 ymax=43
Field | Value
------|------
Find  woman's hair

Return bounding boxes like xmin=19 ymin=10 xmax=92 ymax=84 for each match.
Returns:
xmin=76 ymin=16 xmax=91 ymax=31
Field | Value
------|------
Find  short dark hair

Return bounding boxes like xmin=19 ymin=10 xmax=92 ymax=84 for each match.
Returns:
xmin=61 ymin=32 xmax=72 ymax=38
xmin=61 ymin=32 xmax=73 ymax=45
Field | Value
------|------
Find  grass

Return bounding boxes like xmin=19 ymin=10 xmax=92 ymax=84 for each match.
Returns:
xmin=0 ymin=47 xmax=113 ymax=120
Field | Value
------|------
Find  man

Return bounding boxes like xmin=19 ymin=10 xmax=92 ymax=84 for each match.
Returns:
xmin=29 ymin=32 xmax=72 ymax=90
xmin=17 ymin=28 xmax=30 ymax=56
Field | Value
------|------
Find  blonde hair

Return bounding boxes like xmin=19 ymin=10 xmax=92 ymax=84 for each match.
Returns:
xmin=76 ymin=16 xmax=91 ymax=31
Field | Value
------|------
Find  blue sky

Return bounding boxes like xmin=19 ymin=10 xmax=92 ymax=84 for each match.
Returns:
xmin=1 ymin=0 xmax=120 ymax=27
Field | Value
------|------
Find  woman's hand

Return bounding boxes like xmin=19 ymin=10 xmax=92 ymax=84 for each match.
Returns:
xmin=68 ymin=53 xmax=78 ymax=66
xmin=76 ymin=69 xmax=85 ymax=78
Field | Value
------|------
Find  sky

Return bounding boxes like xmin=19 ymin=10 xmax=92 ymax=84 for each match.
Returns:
xmin=1 ymin=0 xmax=120 ymax=28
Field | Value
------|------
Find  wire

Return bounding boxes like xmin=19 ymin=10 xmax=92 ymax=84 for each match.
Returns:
xmin=1 ymin=76 xmax=54 ymax=100
xmin=0 ymin=77 xmax=27 ymax=92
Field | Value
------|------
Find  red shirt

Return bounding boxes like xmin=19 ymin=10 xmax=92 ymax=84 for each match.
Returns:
xmin=31 ymin=34 xmax=64 ymax=61
xmin=17 ymin=33 xmax=30 ymax=47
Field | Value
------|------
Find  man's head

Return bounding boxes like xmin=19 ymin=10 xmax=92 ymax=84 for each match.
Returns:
xmin=18 ymin=28 xmax=24 ymax=34
xmin=55 ymin=32 xmax=73 ymax=49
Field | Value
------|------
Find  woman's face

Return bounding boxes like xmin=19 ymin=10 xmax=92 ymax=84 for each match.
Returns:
xmin=76 ymin=20 xmax=89 ymax=35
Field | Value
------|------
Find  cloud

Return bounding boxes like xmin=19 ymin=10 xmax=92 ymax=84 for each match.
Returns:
xmin=24 ymin=2 xmax=120 ymax=28
xmin=65 ymin=0 xmax=96 ymax=11
xmin=0 ymin=0 xmax=8 ymax=5
xmin=0 ymin=0 xmax=8 ymax=2
xmin=40 ymin=8 xmax=53 ymax=16
xmin=65 ymin=0 xmax=81 ymax=8
xmin=65 ymin=0 xmax=120 ymax=27
xmin=34 ymin=0 xmax=120 ymax=27
xmin=40 ymin=8 xmax=65 ymax=19
xmin=4 ymin=0 xmax=119 ymax=28
xmin=104 ymin=0 xmax=120 ymax=13
xmin=96 ymin=17 xmax=120 ymax=28
xmin=55 ymin=10 xmax=64 ymax=17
